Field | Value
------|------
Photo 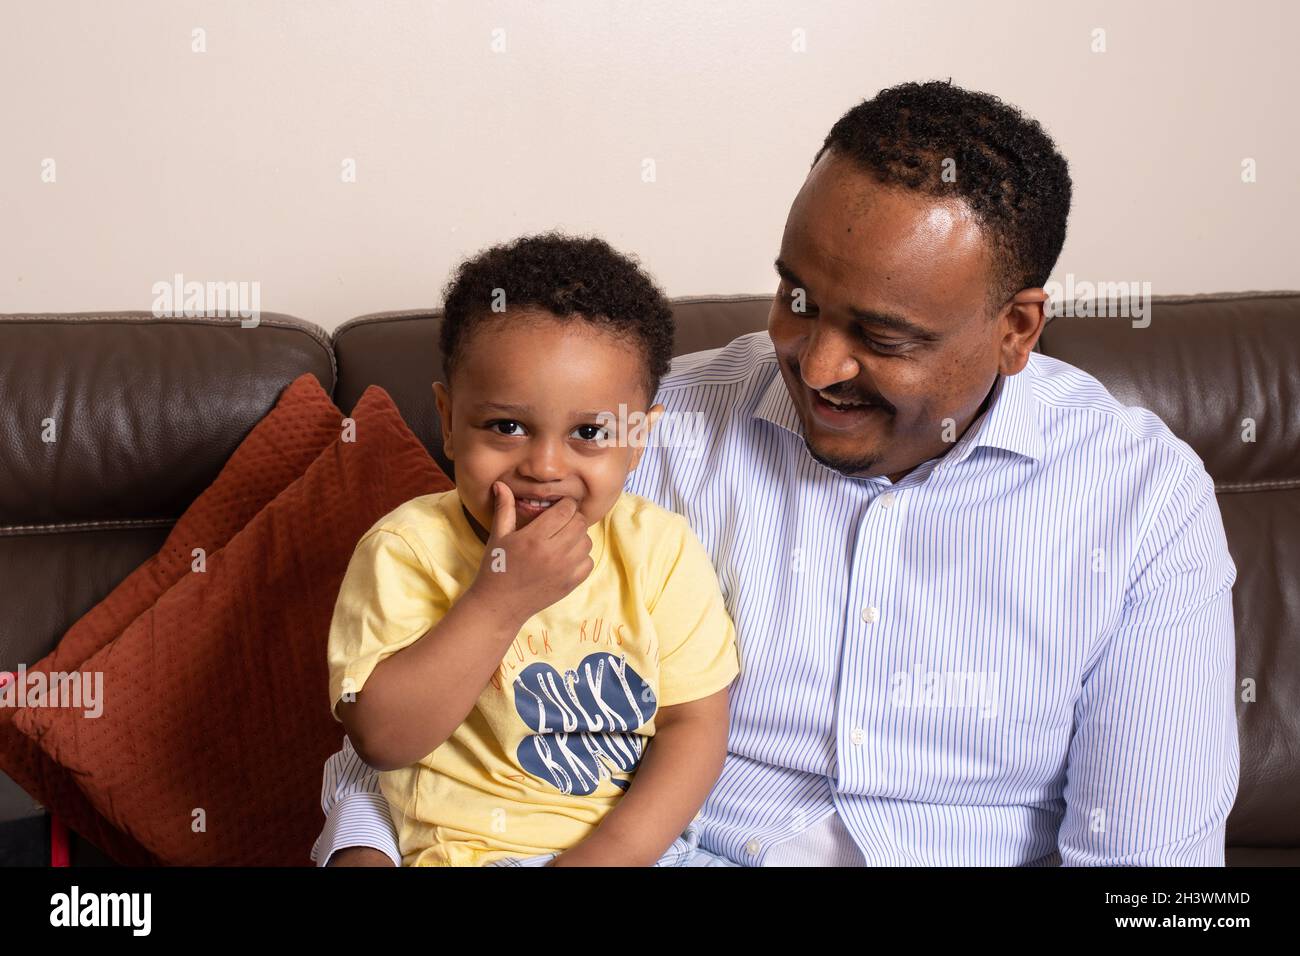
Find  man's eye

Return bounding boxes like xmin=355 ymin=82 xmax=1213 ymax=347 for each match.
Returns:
xmin=574 ymin=424 xmax=611 ymax=442
xmin=865 ymin=338 xmax=911 ymax=355
xmin=487 ymin=420 xmax=524 ymax=436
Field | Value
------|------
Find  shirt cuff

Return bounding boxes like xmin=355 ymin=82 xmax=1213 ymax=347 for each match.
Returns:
xmin=311 ymin=791 xmax=402 ymax=867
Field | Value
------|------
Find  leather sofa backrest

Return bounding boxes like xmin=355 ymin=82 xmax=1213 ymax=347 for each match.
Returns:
xmin=1040 ymin=292 xmax=1300 ymax=848
xmin=2 ymin=291 xmax=1296 ymax=856
xmin=0 ymin=312 xmax=334 ymax=670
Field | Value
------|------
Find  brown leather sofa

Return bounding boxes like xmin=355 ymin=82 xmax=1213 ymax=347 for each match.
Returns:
xmin=2 ymin=292 xmax=1296 ymax=865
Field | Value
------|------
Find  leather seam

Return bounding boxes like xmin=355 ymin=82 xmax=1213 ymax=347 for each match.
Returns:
xmin=0 ymin=518 xmax=176 ymax=537
xmin=1213 ymin=478 xmax=1300 ymax=493
xmin=330 ymin=294 xmax=778 ymax=340
xmin=0 ymin=313 xmax=338 ymax=390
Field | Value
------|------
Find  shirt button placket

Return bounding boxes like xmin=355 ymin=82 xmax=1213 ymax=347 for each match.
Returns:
xmin=843 ymin=486 xmax=905 ymax=785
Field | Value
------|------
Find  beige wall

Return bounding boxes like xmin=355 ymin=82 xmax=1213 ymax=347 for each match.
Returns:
xmin=4 ymin=0 xmax=1296 ymax=332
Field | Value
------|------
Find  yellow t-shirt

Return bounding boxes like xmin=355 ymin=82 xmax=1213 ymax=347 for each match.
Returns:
xmin=326 ymin=488 xmax=740 ymax=866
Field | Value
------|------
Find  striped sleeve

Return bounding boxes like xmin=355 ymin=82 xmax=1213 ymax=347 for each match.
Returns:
xmin=310 ymin=736 xmax=401 ymax=866
xmin=1057 ymin=464 xmax=1239 ymax=865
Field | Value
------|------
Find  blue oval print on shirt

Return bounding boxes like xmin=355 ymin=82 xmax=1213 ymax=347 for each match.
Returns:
xmin=513 ymin=652 xmax=656 ymax=795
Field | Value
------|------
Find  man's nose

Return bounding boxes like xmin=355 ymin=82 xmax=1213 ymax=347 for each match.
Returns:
xmin=799 ymin=321 xmax=861 ymax=391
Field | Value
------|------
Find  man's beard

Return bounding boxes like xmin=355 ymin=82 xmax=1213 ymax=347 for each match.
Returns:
xmin=802 ymin=436 xmax=882 ymax=478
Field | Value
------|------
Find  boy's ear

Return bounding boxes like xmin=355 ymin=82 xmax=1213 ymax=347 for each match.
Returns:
xmin=432 ymin=382 xmax=454 ymax=460
xmin=627 ymin=403 xmax=665 ymax=472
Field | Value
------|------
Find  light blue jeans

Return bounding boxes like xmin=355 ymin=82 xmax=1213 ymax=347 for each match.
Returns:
xmin=484 ymin=823 xmax=741 ymax=867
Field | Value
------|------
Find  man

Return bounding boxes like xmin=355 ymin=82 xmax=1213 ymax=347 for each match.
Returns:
xmin=314 ymin=80 xmax=1238 ymax=866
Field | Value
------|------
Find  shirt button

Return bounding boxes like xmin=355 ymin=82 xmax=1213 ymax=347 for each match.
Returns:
xmin=744 ymin=839 xmax=761 ymax=856
xmin=879 ymin=492 xmax=896 ymax=508
xmin=850 ymin=727 xmax=866 ymax=745
xmin=860 ymin=606 xmax=879 ymax=624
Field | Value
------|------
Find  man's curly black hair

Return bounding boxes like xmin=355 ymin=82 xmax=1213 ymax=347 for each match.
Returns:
xmin=439 ymin=232 xmax=674 ymax=404
xmin=814 ymin=79 xmax=1072 ymax=310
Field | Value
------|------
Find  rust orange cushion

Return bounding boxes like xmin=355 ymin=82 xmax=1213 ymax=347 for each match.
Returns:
xmin=16 ymin=384 xmax=452 ymax=864
xmin=0 ymin=372 xmax=342 ymax=865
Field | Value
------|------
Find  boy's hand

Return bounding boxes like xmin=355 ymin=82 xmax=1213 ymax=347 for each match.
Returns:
xmin=468 ymin=482 xmax=595 ymax=624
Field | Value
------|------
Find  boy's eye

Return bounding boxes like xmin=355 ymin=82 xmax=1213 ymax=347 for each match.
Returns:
xmin=485 ymin=420 xmax=611 ymax=443
xmin=487 ymin=420 xmax=524 ymax=436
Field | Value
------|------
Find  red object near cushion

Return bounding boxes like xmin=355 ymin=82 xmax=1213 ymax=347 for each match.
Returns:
xmin=16 ymin=385 xmax=453 ymax=865
xmin=0 ymin=373 xmax=343 ymax=865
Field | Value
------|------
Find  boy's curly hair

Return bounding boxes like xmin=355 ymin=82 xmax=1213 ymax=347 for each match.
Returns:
xmin=439 ymin=232 xmax=674 ymax=403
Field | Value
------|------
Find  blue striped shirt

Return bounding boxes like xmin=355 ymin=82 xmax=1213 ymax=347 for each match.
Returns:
xmin=313 ymin=331 xmax=1238 ymax=866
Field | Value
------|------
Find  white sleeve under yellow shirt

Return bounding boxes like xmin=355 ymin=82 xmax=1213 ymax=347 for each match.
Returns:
xmin=326 ymin=488 xmax=740 ymax=866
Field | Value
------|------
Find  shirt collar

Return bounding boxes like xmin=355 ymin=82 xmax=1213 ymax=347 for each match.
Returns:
xmin=752 ymin=363 xmax=806 ymax=439
xmin=751 ymin=356 xmax=1044 ymax=470
xmin=944 ymin=360 xmax=1045 ymax=467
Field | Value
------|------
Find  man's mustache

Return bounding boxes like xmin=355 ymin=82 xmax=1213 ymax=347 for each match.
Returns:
xmin=793 ymin=363 xmax=895 ymax=414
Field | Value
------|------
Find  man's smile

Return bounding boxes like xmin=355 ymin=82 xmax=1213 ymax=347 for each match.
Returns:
xmin=806 ymin=385 xmax=889 ymax=430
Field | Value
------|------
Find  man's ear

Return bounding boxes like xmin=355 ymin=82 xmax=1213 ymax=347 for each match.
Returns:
xmin=998 ymin=289 xmax=1048 ymax=376
xmin=432 ymin=382 xmax=454 ymax=460
xmin=627 ymin=404 xmax=665 ymax=472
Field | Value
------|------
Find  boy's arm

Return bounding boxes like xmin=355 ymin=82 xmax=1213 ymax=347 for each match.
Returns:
xmin=549 ymin=512 xmax=739 ymax=866
xmin=339 ymin=579 xmax=527 ymax=771
xmin=336 ymin=492 xmax=593 ymax=771
xmin=550 ymin=685 xmax=731 ymax=867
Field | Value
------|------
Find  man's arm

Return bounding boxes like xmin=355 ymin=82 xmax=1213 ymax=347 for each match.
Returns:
xmin=310 ymin=736 xmax=400 ymax=867
xmin=1058 ymin=464 xmax=1239 ymax=865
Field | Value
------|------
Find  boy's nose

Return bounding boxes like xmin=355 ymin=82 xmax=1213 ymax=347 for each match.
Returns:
xmin=517 ymin=439 xmax=566 ymax=480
